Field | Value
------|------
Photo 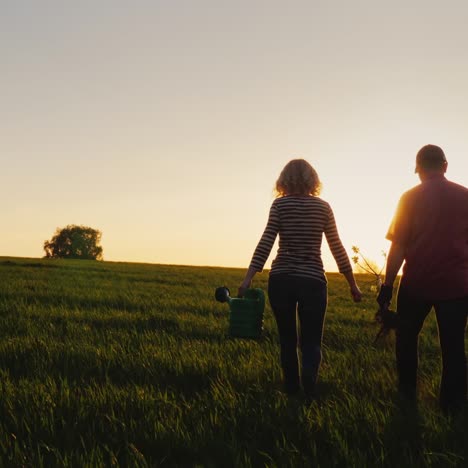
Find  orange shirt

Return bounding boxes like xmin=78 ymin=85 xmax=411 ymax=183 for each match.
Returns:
xmin=387 ymin=175 xmax=468 ymax=300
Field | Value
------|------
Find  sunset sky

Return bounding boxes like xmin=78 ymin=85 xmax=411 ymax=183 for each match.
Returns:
xmin=3 ymin=1 xmax=468 ymax=273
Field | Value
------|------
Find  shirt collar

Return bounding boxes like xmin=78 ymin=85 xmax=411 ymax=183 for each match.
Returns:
xmin=421 ymin=173 xmax=446 ymax=183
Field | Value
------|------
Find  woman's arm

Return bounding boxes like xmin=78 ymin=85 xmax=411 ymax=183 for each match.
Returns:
xmin=238 ymin=202 xmax=279 ymax=296
xmin=324 ymin=206 xmax=362 ymax=302
xmin=343 ymin=270 xmax=363 ymax=302
xmin=238 ymin=265 xmax=257 ymax=297
xmin=324 ymin=207 xmax=353 ymax=274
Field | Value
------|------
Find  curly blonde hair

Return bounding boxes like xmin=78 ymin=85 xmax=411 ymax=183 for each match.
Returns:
xmin=275 ymin=159 xmax=322 ymax=197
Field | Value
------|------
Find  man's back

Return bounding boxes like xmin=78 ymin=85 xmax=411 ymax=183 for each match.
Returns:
xmin=387 ymin=175 xmax=468 ymax=300
xmin=378 ymin=144 xmax=468 ymax=413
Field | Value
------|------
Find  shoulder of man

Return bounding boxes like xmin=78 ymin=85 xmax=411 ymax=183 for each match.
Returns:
xmin=445 ymin=178 xmax=468 ymax=193
xmin=398 ymin=182 xmax=431 ymax=204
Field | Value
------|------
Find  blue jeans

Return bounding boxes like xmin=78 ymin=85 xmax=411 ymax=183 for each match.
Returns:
xmin=268 ymin=274 xmax=327 ymax=388
xmin=396 ymin=286 xmax=468 ymax=410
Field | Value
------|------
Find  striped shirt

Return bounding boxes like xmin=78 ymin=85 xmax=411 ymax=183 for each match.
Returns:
xmin=249 ymin=195 xmax=352 ymax=283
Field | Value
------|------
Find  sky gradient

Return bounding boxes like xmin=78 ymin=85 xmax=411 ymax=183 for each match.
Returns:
xmin=3 ymin=1 xmax=468 ymax=273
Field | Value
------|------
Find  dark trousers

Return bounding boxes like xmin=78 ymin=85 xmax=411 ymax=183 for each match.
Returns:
xmin=396 ymin=287 xmax=468 ymax=409
xmin=268 ymin=274 xmax=327 ymax=389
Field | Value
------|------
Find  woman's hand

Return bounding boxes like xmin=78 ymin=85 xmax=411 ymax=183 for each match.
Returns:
xmin=238 ymin=267 xmax=256 ymax=297
xmin=350 ymin=284 xmax=362 ymax=302
xmin=343 ymin=271 xmax=363 ymax=302
xmin=238 ymin=279 xmax=252 ymax=297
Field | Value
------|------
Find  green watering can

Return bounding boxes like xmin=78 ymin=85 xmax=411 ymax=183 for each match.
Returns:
xmin=215 ymin=286 xmax=265 ymax=339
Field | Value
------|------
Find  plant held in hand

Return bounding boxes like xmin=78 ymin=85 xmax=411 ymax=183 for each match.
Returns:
xmin=351 ymin=246 xmax=398 ymax=342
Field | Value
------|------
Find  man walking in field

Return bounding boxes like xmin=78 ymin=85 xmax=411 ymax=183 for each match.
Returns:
xmin=377 ymin=144 xmax=468 ymax=413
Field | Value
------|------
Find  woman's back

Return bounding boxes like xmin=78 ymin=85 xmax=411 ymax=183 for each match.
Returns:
xmin=250 ymin=195 xmax=351 ymax=282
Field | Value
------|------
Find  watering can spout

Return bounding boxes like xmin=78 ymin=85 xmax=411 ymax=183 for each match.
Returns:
xmin=215 ymin=286 xmax=232 ymax=304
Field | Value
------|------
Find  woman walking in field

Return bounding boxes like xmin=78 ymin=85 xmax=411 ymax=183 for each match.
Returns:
xmin=239 ymin=158 xmax=362 ymax=400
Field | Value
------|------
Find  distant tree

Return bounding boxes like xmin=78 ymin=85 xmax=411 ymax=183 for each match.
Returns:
xmin=44 ymin=225 xmax=103 ymax=260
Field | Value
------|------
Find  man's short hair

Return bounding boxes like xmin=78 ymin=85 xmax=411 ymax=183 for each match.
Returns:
xmin=416 ymin=144 xmax=447 ymax=172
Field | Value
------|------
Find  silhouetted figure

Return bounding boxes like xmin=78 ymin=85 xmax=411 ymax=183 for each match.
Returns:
xmin=239 ymin=159 xmax=362 ymax=399
xmin=377 ymin=144 xmax=468 ymax=413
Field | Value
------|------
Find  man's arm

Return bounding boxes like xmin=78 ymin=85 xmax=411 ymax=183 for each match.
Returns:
xmin=377 ymin=241 xmax=405 ymax=307
xmin=383 ymin=241 xmax=405 ymax=287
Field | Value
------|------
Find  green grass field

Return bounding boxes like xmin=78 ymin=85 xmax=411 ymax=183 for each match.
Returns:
xmin=0 ymin=257 xmax=466 ymax=467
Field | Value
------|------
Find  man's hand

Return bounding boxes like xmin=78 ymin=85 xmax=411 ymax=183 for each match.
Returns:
xmin=377 ymin=284 xmax=393 ymax=307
